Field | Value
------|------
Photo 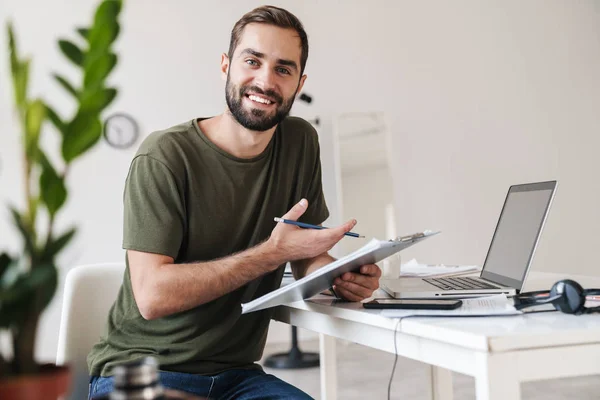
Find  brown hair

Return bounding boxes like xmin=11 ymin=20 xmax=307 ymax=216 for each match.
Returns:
xmin=228 ymin=5 xmax=309 ymax=75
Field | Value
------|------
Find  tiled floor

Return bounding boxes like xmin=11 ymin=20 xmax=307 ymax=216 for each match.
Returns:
xmin=260 ymin=339 xmax=600 ymax=400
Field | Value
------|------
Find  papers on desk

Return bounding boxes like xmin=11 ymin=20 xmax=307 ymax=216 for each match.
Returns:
xmin=400 ymin=258 xmax=481 ymax=277
xmin=378 ymin=260 xmax=521 ymax=318
xmin=380 ymin=294 xmax=523 ymax=318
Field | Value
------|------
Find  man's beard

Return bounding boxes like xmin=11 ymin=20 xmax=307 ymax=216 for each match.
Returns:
xmin=225 ymin=75 xmax=297 ymax=131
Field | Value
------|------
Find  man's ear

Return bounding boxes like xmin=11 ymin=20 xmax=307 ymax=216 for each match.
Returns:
xmin=296 ymin=74 xmax=307 ymax=97
xmin=221 ymin=53 xmax=230 ymax=81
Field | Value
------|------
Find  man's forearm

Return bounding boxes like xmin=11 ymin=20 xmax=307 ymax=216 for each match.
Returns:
xmin=291 ymin=252 xmax=336 ymax=280
xmin=139 ymin=241 xmax=283 ymax=319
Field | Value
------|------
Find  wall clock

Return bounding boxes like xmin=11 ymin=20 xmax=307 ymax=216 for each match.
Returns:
xmin=103 ymin=113 xmax=139 ymax=149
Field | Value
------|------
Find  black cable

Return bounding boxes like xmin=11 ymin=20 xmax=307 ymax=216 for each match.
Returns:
xmin=388 ymin=318 xmax=401 ymax=400
xmin=583 ymin=306 xmax=600 ymax=314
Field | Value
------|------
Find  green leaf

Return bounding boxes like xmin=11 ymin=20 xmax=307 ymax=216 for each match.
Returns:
xmin=33 ymin=263 xmax=58 ymax=315
xmin=24 ymin=99 xmax=46 ymax=161
xmin=24 ymin=264 xmax=55 ymax=293
xmin=87 ymin=22 xmax=120 ymax=64
xmin=7 ymin=23 xmax=30 ymax=110
xmin=16 ymin=60 xmax=30 ymax=108
xmin=44 ymin=103 xmax=66 ymax=133
xmin=53 ymin=74 xmax=78 ymax=98
xmin=17 ymin=59 xmax=30 ymax=106
xmin=0 ymin=253 xmax=13 ymax=280
xmin=7 ymin=22 xmax=18 ymax=78
xmin=12 ymin=60 xmax=30 ymax=112
xmin=9 ymin=207 xmax=36 ymax=257
xmin=62 ymin=112 xmax=103 ymax=162
xmin=80 ymin=87 xmax=117 ymax=112
xmin=58 ymin=39 xmax=84 ymax=66
xmin=41 ymin=228 xmax=76 ymax=262
xmin=0 ymin=289 xmax=29 ymax=329
xmin=28 ymin=196 xmax=40 ymax=234
xmin=0 ymin=255 xmax=19 ymax=289
xmin=84 ymin=53 xmax=117 ymax=87
xmin=87 ymin=1 xmax=121 ymax=52
xmin=95 ymin=0 xmax=122 ymax=27
xmin=0 ymin=264 xmax=55 ymax=329
xmin=77 ymin=27 xmax=90 ymax=40
xmin=38 ymin=151 xmax=67 ymax=217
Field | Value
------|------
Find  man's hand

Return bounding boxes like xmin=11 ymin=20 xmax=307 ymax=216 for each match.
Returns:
xmin=333 ymin=264 xmax=382 ymax=302
xmin=267 ymin=198 xmax=356 ymax=264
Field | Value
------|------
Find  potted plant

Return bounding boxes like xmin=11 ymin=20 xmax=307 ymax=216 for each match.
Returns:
xmin=0 ymin=1 xmax=123 ymax=398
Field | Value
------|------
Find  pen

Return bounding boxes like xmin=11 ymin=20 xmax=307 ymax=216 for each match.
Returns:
xmin=273 ymin=217 xmax=365 ymax=238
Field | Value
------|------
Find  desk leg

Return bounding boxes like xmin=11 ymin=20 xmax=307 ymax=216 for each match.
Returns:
xmin=474 ymin=353 xmax=521 ymax=400
xmin=319 ymin=333 xmax=337 ymax=400
xmin=431 ymin=366 xmax=453 ymax=400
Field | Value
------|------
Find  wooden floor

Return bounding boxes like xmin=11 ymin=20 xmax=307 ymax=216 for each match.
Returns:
xmin=260 ymin=339 xmax=600 ymax=400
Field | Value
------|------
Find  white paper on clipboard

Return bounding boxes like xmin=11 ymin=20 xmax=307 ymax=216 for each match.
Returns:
xmin=241 ymin=230 xmax=440 ymax=314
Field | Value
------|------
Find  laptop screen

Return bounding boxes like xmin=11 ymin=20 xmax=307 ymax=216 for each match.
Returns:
xmin=480 ymin=181 xmax=557 ymax=290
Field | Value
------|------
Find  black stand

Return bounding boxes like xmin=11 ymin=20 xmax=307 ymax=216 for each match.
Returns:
xmin=263 ymin=326 xmax=320 ymax=369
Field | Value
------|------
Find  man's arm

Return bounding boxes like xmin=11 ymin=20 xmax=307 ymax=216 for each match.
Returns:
xmin=130 ymin=198 xmax=356 ymax=320
xmin=290 ymin=252 xmax=335 ymax=280
xmin=129 ymin=241 xmax=281 ymax=320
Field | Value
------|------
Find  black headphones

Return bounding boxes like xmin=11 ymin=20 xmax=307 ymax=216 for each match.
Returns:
xmin=515 ymin=279 xmax=600 ymax=315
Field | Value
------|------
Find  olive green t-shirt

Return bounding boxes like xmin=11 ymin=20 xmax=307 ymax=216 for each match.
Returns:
xmin=87 ymin=117 xmax=329 ymax=377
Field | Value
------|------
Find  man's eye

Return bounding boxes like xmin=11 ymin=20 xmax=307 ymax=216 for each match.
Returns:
xmin=246 ymin=59 xmax=258 ymax=66
xmin=276 ymin=67 xmax=291 ymax=75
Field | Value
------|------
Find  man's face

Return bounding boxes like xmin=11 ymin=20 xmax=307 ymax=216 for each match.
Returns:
xmin=223 ymin=23 xmax=306 ymax=132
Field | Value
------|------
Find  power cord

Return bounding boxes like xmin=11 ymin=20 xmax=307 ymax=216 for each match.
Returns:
xmin=387 ymin=318 xmax=402 ymax=400
xmin=387 ymin=316 xmax=425 ymax=400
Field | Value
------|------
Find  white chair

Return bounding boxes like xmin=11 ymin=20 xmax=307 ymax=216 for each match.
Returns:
xmin=56 ymin=262 xmax=125 ymax=400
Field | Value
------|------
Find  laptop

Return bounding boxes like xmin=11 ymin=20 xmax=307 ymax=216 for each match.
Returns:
xmin=380 ymin=181 xmax=557 ymax=299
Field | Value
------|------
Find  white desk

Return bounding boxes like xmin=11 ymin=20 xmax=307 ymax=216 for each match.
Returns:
xmin=271 ymin=272 xmax=600 ymax=400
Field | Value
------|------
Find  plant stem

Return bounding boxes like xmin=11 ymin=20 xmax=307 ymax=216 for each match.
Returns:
xmin=12 ymin=300 xmax=40 ymax=375
xmin=0 ymin=350 xmax=8 ymax=377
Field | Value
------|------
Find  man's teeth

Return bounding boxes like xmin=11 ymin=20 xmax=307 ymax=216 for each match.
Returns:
xmin=248 ymin=95 xmax=272 ymax=105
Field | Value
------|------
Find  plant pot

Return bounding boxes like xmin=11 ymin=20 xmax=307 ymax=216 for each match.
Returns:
xmin=0 ymin=364 xmax=71 ymax=400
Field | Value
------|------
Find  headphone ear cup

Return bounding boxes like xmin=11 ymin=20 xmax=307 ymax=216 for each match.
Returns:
xmin=550 ymin=280 xmax=585 ymax=314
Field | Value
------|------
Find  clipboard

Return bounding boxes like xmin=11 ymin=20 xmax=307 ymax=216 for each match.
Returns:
xmin=241 ymin=230 xmax=440 ymax=314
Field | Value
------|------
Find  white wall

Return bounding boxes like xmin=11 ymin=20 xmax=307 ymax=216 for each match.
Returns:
xmin=1 ymin=0 xmax=599 ymax=363
xmin=339 ymin=167 xmax=394 ymax=255
xmin=385 ymin=1 xmax=600 ymax=274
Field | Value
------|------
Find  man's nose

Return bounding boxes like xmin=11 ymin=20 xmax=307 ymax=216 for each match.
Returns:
xmin=254 ymin=68 xmax=277 ymax=92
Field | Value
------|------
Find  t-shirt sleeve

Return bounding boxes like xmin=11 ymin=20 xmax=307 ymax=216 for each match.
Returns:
xmin=122 ymin=155 xmax=185 ymax=259
xmin=299 ymin=133 xmax=330 ymax=226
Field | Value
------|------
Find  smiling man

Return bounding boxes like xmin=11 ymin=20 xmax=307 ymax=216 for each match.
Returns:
xmin=87 ymin=6 xmax=381 ymax=400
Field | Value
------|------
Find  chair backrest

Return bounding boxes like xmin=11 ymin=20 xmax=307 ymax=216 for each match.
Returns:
xmin=56 ymin=262 xmax=125 ymax=400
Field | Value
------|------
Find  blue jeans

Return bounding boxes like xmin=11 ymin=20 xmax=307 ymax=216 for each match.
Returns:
xmin=89 ymin=368 xmax=313 ymax=400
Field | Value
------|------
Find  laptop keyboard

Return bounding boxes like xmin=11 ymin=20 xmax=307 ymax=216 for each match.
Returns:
xmin=423 ymin=276 xmax=501 ymax=291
